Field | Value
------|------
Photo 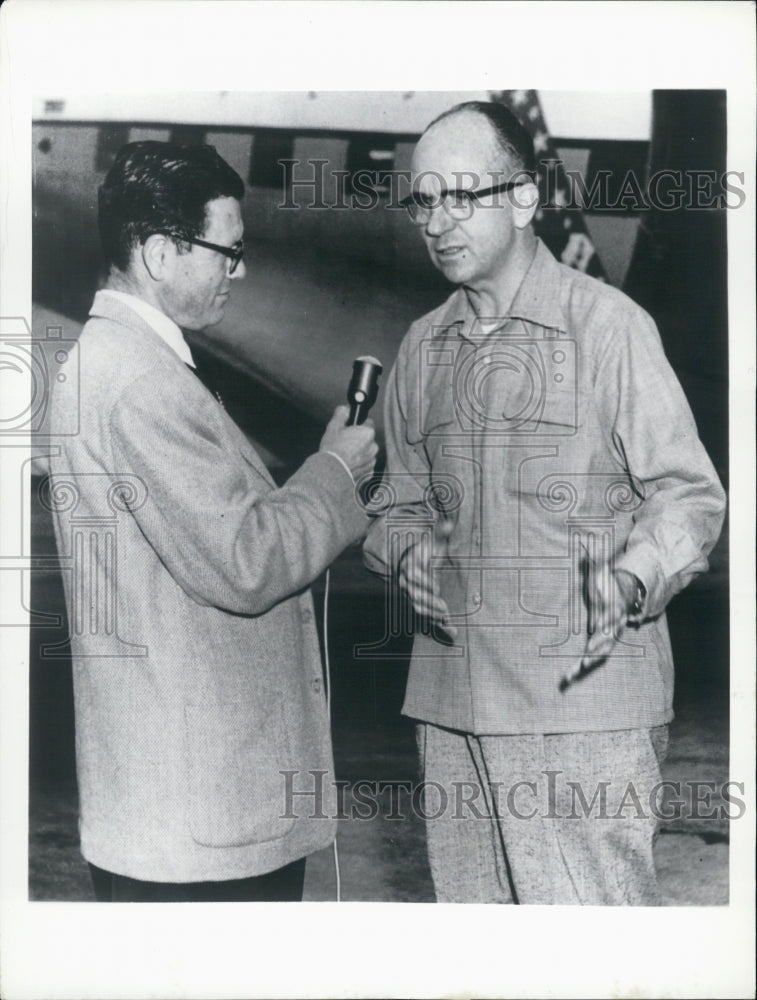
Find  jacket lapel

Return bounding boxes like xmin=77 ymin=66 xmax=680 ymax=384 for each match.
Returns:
xmin=90 ymin=291 xmax=278 ymax=488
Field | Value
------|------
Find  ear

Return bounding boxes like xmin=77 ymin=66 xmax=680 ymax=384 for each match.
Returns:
xmin=141 ymin=233 xmax=173 ymax=281
xmin=511 ymin=180 xmax=539 ymax=231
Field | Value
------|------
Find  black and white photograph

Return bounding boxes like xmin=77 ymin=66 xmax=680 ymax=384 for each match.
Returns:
xmin=1 ymin=3 xmax=754 ymax=999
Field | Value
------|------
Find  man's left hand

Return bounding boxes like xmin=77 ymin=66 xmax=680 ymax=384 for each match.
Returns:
xmin=581 ymin=567 xmax=642 ymax=671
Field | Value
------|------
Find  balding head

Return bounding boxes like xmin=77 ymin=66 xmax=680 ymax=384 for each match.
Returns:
xmin=412 ymin=111 xmax=510 ymax=193
xmin=419 ymin=100 xmax=536 ymax=180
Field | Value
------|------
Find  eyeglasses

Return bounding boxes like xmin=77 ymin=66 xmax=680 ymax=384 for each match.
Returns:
xmin=400 ymin=179 xmax=532 ymax=226
xmin=162 ymin=233 xmax=245 ymax=274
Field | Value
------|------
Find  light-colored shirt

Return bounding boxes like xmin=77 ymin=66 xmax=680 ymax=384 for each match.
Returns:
xmin=101 ymin=289 xmax=196 ymax=367
xmin=364 ymin=239 xmax=725 ymax=735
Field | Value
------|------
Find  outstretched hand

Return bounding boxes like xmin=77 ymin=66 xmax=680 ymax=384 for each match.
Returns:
xmin=580 ymin=566 xmax=640 ymax=670
xmin=561 ymin=560 xmax=643 ymax=690
xmin=397 ymin=520 xmax=457 ymax=640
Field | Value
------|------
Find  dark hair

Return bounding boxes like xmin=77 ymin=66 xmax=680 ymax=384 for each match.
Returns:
xmin=97 ymin=141 xmax=245 ymax=272
xmin=426 ymin=100 xmax=537 ymax=177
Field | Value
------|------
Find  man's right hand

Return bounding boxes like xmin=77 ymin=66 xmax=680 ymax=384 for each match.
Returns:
xmin=397 ymin=521 xmax=457 ymax=640
xmin=319 ymin=405 xmax=378 ymax=481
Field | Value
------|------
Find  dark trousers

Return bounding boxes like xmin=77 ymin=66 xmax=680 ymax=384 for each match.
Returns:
xmin=88 ymin=857 xmax=306 ymax=902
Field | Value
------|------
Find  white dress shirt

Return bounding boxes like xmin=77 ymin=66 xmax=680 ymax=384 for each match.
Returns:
xmin=100 ymin=289 xmax=196 ymax=368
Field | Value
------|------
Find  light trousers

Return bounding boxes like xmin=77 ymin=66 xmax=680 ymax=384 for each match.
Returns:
xmin=417 ymin=723 xmax=668 ymax=905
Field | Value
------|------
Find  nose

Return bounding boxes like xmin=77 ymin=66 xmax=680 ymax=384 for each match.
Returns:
xmin=424 ymin=202 xmax=455 ymax=238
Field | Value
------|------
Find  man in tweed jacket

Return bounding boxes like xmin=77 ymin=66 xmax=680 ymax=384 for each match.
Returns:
xmin=49 ymin=141 xmax=377 ymax=902
xmin=364 ymin=102 xmax=725 ymax=904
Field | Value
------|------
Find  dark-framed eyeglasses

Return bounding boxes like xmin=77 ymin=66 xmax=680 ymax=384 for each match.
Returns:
xmin=163 ymin=233 xmax=245 ymax=274
xmin=400 ymin=179 xmax=533 ymax=225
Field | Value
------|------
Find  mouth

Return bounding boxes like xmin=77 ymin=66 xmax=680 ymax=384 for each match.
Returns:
xmin=435 ymin=246 xmax=466 ymax=259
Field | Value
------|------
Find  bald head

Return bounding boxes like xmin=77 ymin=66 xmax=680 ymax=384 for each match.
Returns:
xmin=412 ymin=111 xmax=509 ymax=192
xmin=419 ymin=101 xmax=536 ymax=179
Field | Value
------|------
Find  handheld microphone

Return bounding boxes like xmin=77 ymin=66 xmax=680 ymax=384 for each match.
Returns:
xmin=347 ymin=356 xmax=383 ymax=426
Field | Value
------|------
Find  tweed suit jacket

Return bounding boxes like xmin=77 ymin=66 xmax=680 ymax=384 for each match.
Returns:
xmin=49 ymin=291 xmax=367 ymax=881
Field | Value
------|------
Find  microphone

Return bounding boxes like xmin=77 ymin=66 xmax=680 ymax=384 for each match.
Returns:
xmin=347 ymin=356 xmax=383 ymax=426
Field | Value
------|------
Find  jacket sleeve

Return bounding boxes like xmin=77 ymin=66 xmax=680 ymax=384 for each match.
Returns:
xmin=108 ymin=370 xmax=368 ymax=615
xmin=594 ymin=305 xmax=726 ymax=618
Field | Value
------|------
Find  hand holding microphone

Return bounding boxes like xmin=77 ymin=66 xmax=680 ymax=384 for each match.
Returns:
xmin=319 ymin=357 xmax=383 ymax=481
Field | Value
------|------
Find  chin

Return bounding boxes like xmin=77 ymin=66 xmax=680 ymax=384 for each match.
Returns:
xmin=201 ymin=307 xmax=227 ymax=329
xmin=435 ymin=259 xmax=474 ymax=284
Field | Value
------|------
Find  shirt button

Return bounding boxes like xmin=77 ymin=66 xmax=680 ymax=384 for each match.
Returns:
xmin=301 ymin=607 xmax=313 ymax=623
xmin=472 ymin=593 xmax=481 ymax=606
xmin=311 ymin=677 xmax=322 ymax=693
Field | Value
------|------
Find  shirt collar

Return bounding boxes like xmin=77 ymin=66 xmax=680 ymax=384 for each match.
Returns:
xmin=434 ymin=238 xmax=567 ymax=342
xmin=100 ymin=289 xmax=196 ymax=367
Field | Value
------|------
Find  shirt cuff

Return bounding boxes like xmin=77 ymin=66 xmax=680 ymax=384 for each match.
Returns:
xmin=323 ymin=450 xmax=355 ymax=485
xmin=614 ymin=569 xmax=647 ymax=624
xmin=614 ymin=544 xmax=663 ymax=619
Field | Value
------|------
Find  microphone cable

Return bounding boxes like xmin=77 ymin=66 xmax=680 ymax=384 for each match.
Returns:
xmin=322 ymin=567 xmax=342 ymax=902
xmin=321 ymin=357 xmax=381 ymax=903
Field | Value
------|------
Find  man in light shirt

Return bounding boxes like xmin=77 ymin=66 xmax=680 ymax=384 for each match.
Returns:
xmin=49 ymin=141 xmax=376 ymax=901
